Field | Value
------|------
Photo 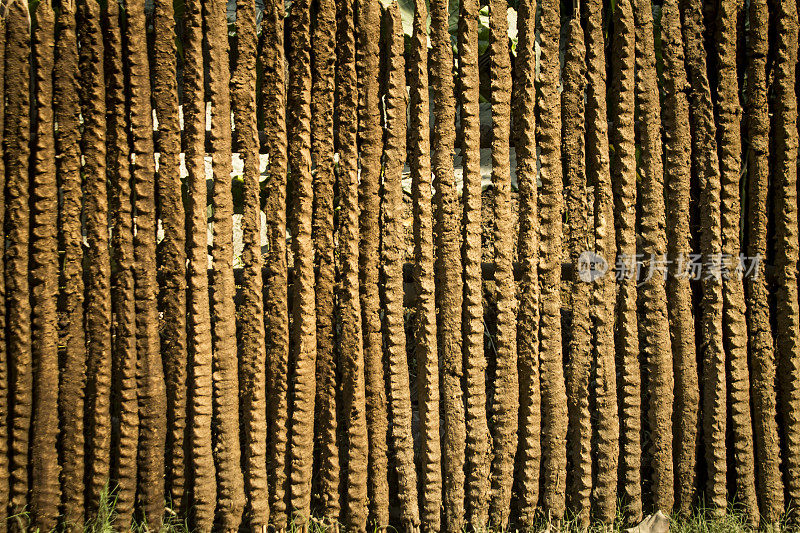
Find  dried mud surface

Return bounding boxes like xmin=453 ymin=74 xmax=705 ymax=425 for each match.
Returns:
xmin=610 ymin=0 xmax=642 ymax=520
xmin=660 ymin=0 xmax=698 ymax=515
xmin=55 ymin=1 xmax=87 ymax=527
xmin=30 ymin=2 xmax=60 ymax=527
xmin=745 ymin=0 xmax=784 ymax=524
xmin=310 ymin=0 xmax=338 ymax=522
xmin=537 ymin=0 xmax=567 ymax=521
xmin=381 ymin=4 xmax=419 ymax=530
xmin=105 ymin=0 xmax=138 ymax=523
xmin=153 ymin=0 xmax=188 ymax=512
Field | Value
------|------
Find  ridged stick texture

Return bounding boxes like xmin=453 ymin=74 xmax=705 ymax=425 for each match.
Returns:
xmin=55 ymin=1 xmax=86 ymax=527
xmin=310 ymin=0 xmax=339 ymax=522
xmin=336 ymin=1 xmax=368 ymax=529
xmin=3 ymin=1 xmax=32 ymax=522
xmin=430 ymin=0 xmax=466 ymax=527
xmin=609 ymin=0 xmax=642 ymax=520
xmin=408 ymin=0 xmax=442 ymax=527
xmin=30 ymin=2 xmax=61 ymax=527
xmin=80 ymin=0 xmax=111 ymax=515
xmin=287 ymin=0 xmax=318 ymax=523
xmin=744 ymin=0 xmax=784 ymax=524
xmin=105 ymin=0 xmax=138 ymax=523
xmin=153 ymin=0 xmax=188 ymax=512
xmin=714 ymin=0 xmax=758 ymax=523
xmin=125 ymin=0 xmax=167 ymax=526
xmin=633 ymin=0 xmax=674 ymax=513
xmin=562 ymin=15 xmax=590 ymax=527
xmin=381 ymin=4 xmax=420 ymax=530
xmin=460 ymin=0 xmax=491 ymax=526
xmin=232 ymin=0 xmax=268 ymax=525
xmin=680 ymin=0 xmax=727 ymax=513
xmin=182 ymin=0 xmax=215 ymax=525
xmin=538 ymin=0 xmax=568 ymax=521
xmin=583 ymin=0 xmax=618 ymax=522
xmin=355 ymin=0 xmax=389 ymax=526
xmin=772 ymin=0 xmax=800 ymax=513
xmin=261 ymin=0 xmax=291 ymax=526
xmin=660 ymin=0 xmax=698 ymax=515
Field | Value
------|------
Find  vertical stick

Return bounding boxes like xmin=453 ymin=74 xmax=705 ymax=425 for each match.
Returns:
xmin=715 ymin=0 xmax=759 ymax=523
xmin=261 ymin=0 xmax=291 ymax=525
xmin=430 ymin=0 xmax=466 ymax=527
xmin=232 ymin=0 xmax=268 ymax=527
xmin=354 ymin=0 xmax=388 ymax=526
xmin=460 ymin=0 xmax=492 ymax=525
xmin=336 ymin=1 xmax=368 ymax=529
xmin=153 ymin=0 xmax=188 ymax=513
xmin=287 ymin=0 xmax=317 ymax=524
xmin=488 ymin=0 xmax=518 ymax=527
xmin=30 ymin=1 xmax=61 ymax=527
xmin=80 ymin=0 xmax=111 ymax=515
xmin=660 ymin=0 xmax=699 ymax=515
xmin=679 ymin=0 xmax=728 ymax=514
xmin=0 ymin=6 xmax=7 ymax=529
xmin=381 ymin=4 xmax=420 ymax=529
xmin=3 ymin=0 xmax=32 ymax=522
xmin=633 ymin=0 xmax=674 ymax=513
xmin=182 ymin=0 xmax=215 ymax=525
xmin=562 ymin=12 xmax=590 ymax=527
xmin=55 ymin=0 xmax=86 ymax=527
xmin=125 ymin=0 xmax=167 ymax=525
xmin=745 ymin=0 xmax=784 ymax=525
xmin=311 ymin=0 xmax=339 ymax=522
xmin=105 ymin=0 xmax=138 ymax=523
xmin=408 ymin=0 xmax=442 ymax=526
xmin=538 ymin=0 xmax=568 ymax=522
xmin=583 ymin=0 xmax=618 ymax=522
xmin=609 ymin=0 xmax=642 ymax=521
xmin=772 ymin=0 xmax=800 ymax=514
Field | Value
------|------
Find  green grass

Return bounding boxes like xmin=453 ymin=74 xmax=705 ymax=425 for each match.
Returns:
xmin=8 ymin=493 xmax=796 ymax=533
